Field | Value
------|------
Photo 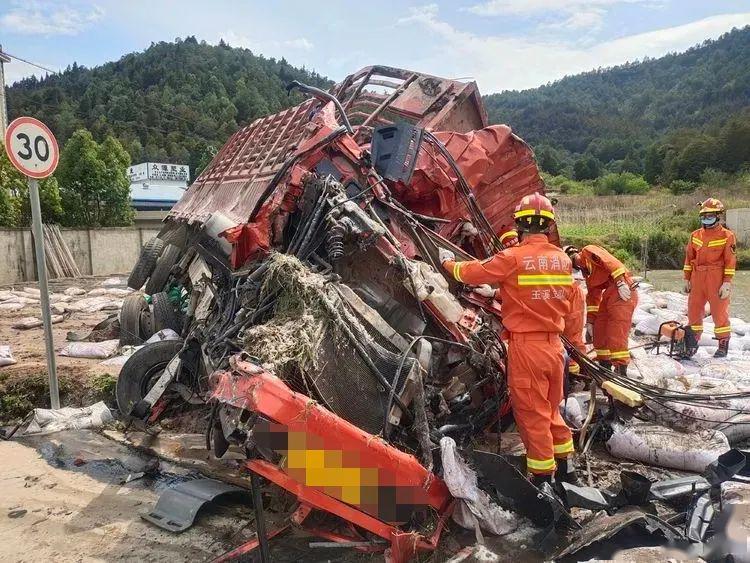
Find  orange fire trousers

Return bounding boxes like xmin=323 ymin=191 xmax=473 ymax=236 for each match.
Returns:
xmin=688 ymin=266 xmax=731 ymax=340
xmin=507 ymin=332 xmax=574 ymax=475
xmin=593 ymin=285 xmax=638 ymax=366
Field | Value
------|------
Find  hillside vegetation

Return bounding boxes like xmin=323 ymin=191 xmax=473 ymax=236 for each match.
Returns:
xmin=7 ymin=37 xmax=330 ymax=179
xmin=485 ymin=26 xmax=750 ymax=186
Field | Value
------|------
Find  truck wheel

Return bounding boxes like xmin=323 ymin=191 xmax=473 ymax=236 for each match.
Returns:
xmin=116 ymin=339 xmax=184 ymax=417
xmin=119 ymin=294 xmax=148 ymax=346
xmin=127 ymin=237 xmax=164 ymax=290
xmin=152 ymin=291 xmax=181 ymax=334
xmin=145 ymin=244 xmax=181 ymax=295
xmin=139 ymin=308 xmax=155 ymax=341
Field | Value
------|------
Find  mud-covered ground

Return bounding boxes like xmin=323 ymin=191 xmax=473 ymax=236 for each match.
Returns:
xmin=0 ymin=276 xmax=127 ymax=422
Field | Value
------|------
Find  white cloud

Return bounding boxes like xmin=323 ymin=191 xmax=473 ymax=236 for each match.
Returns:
xmin=219 ymin=31 xmax=314 ymax=54
xmin=466 ymin=0 xmax=663 ymax=32
xmin=1 ymin=0 xmax=103 ymax=36
xmin=466 ymin=0 xmax=657 ymax=17
xmin=397 ymin=6 xmax=750 ymax=92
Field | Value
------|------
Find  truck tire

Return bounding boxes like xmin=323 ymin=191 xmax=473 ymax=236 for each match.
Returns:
xmin=139 ymin=308 xmax=155 ymax=341
xmin=116 ymin=339 xmax=184 ymax=417
xmin=119 ymin=294 xmax=148 ymax=346
xmin=145 ymin=244 xmax=181 ymax=295
xmin=151 ymin=291 xmax=181 ymax=334
xmin=127 ymin=237 xmax=164 ymax=290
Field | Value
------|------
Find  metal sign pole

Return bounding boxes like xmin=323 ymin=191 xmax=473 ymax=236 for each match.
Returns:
xmin=28 ymin=177 xmax=59 ymax=409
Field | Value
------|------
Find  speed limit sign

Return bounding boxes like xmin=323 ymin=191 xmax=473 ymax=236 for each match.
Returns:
xmin=4 ymin=116 xmax=61 ymax=409
xmin=4 ymin=116 xmax=59 ymax=178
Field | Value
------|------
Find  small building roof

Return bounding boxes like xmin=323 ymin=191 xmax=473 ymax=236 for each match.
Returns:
xmin=130 ymin=181 xmax=186 ymax=210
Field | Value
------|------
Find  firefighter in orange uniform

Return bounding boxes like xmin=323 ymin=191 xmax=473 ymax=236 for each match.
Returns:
xmin=564 ymin=245 xmax=638 ymax=375
xmin=439 ymin=193 xmax=577 ymax=487
xmin=683 ymin=198 xmax=737 ymax=358
xmin=563 ymin=273 xmax=587 ymax=376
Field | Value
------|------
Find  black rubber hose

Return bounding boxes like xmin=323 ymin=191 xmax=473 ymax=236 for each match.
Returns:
xmin=287 ymin=80 xmax=354 ymax=134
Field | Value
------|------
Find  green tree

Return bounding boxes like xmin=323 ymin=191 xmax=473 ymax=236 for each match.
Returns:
xmin=573 ymin=155 xmax=602 ymax=180
xmin=673 ymin=137 xmax=719 ymax=181
xmin=57 ymin=129 xmax=132 ymax=227
xmin=98 ymin=136 xmax=134 ymax=226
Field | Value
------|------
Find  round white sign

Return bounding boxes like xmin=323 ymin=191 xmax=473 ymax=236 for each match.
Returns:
xmin=4 ymin=117 xmax=60 ymax=179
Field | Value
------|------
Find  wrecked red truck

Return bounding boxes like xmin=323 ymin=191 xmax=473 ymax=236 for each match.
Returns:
xmin=114 ymin=65 xmax=572 ymax=561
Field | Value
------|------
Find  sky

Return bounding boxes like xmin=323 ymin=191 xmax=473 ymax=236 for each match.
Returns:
xmin=1 ymin=0 xmax=750 ymax=94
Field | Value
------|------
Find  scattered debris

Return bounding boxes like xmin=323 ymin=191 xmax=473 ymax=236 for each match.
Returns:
xmin=16 ymin=401 xmax=114 ymax=435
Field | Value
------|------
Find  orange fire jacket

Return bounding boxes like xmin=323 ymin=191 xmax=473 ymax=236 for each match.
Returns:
xmin=578 ymin=245 xmax=633 ymax=321
xmin=683 ymin=225 xmax=737 ymax=283
xmin=443 ymin=234 xmax=573 ymax=333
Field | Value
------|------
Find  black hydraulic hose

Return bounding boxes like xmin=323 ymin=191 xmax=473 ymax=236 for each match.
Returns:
xmin=287 ymin=80 xmax=354 ymax=134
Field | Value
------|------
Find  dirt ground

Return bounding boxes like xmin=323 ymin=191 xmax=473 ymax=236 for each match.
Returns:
xmin=0 ymin=276 xmax=126 ymax=421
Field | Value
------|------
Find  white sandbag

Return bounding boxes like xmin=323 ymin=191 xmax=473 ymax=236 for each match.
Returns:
xmin=440 ymin=437 xmax=517 ymax=536
xmin=560 ymin=397 xmax=584 ymax=429
xmin=48 ymin=293 xmax=72 ymax=303
xmin=0 ymin=345 xmax=17 ymax=366
xmin=145 ymin=329 xmax=181 ymax=343
xmin=0 ymin=290 xmax=13 ymax=301
xmin=716 ymin=414 xmax=750 ymax=445
xmin=606 ymin=422 xmax=729 ymax=472
xmin=634 ymin=308 xmax=685 ymax=336
xmin=730 ymin=318 xmax=750 ymax=336
xmin=700 ymin=360 xmax=750 ymax=385
xmin=87 ymin=287 xmax=108 ymax=296
xmin=632 ymin=308 xmax=654 ymax=327
xmin=721 ymin=481 xmax=750 ymax=505
xmin=51 ymin=303 xmax=67 ymax=315
xmin=636 ymin=292 xmax=656 ymax=312
xmin=0 ymin=302 xmax=24 ymax=311
xmin=632 ymin=353 xmax=685 ymax=379
xmin=104 ymin=288 xmax=132 ymax=297
xmin=23 ymin=287 xmax=41 ymax=297
xmin=20 ymin=401 xmax=114 ymax=435
xmin=651 ymin=291 xmax=688 ymax=313
xmin=64 ymin=287 xmax=86 ymax=296
xmin=637 ymin=282 xmax=653 ymax=293
xmin=12 ymin=314 xmax=64 ymax=329
xmin=59 ymin=339 xmax=119 ymax=359
xmin=100 ymin=345 xmax=142 ymax=366
xmin=101 ymin=277 xmax=123 ymax=286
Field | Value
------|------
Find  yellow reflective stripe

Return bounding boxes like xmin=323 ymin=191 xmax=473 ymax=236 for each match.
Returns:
xmin=526 ymin=457 xmax=556 ymax=471
xmin=707 ymin=238 xmax=727 ymax=247
xmin=683 ymin=265 xmax=693 ymax=271
xmin=453 ymin=262 xmax=463 ymax=283
xmin=517 ymin=274 xmax=573 ymax=286
xmin=691 ymin=237 xmax=703 ymax=247
xmin=514 ymin=209 xmax=555 ymax=220
xmin=568 ymin=362 xmax=580 ymax=374
xmin=690 ymin=325 xmax=703 ymax=331
xmin=715 ymin=326 xmax=732 ymax=334
xmin=610 ymin=350 xmax=631 ymax=359
xmin=611 ymin=267 xmax=626 ymax=278
xmin=553 ymin=439 xmax=575 ymax=455
xmin=586 ymin=305 xmax=599 ymax=312
xmin=595 ymin=349 xmax=611 ymax=357
xmin=499 ymin=230 xmax=518 ymax=242
xmin=724 ymin=269 xmax=736 ymax=275
xmin=701 ymin=207 xmax=722 ymax=213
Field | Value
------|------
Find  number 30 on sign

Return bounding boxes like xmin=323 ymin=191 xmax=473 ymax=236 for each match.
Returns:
xmin=4 ymin=117 xmax=60 ymax=179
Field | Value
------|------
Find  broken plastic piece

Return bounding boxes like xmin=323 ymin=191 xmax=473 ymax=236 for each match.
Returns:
xmin=142 ymin=478 xmax=250 ymax=533
xmin=649 ymin=476 xmax=711 ymax=501
xmin=685 ymin=491 xmax=714 ymax=542
xmin=704 ymin=449 xmax=747 ymax=486
xmin=559 ymin=482 xmax=611 ymax=511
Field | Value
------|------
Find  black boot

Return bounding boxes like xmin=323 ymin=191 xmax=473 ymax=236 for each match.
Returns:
xmin=714 ymin=339 xmax=729 ymax=358
xmin=599 ymin=360 xmax=612 ymax=371
xmin=616 ymin=364 xmax=628 ymax=377
xmin=554 ymin=458 xmax=581 ymax=486
xmin=530 ymin=473 xmax=552 ymax=488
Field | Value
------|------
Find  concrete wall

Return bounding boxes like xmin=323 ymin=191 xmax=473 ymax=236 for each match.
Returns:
xmin=0 ymin=227 xmax=161 ymax=285
xmin=727 ymin=208 xmax=750 ymax=246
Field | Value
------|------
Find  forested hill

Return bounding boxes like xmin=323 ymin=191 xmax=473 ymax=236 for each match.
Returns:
xmin=6 ymin=37 xmax=331 ymax=177
xmin=483 ymin=26 xmax=750 ymax=180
